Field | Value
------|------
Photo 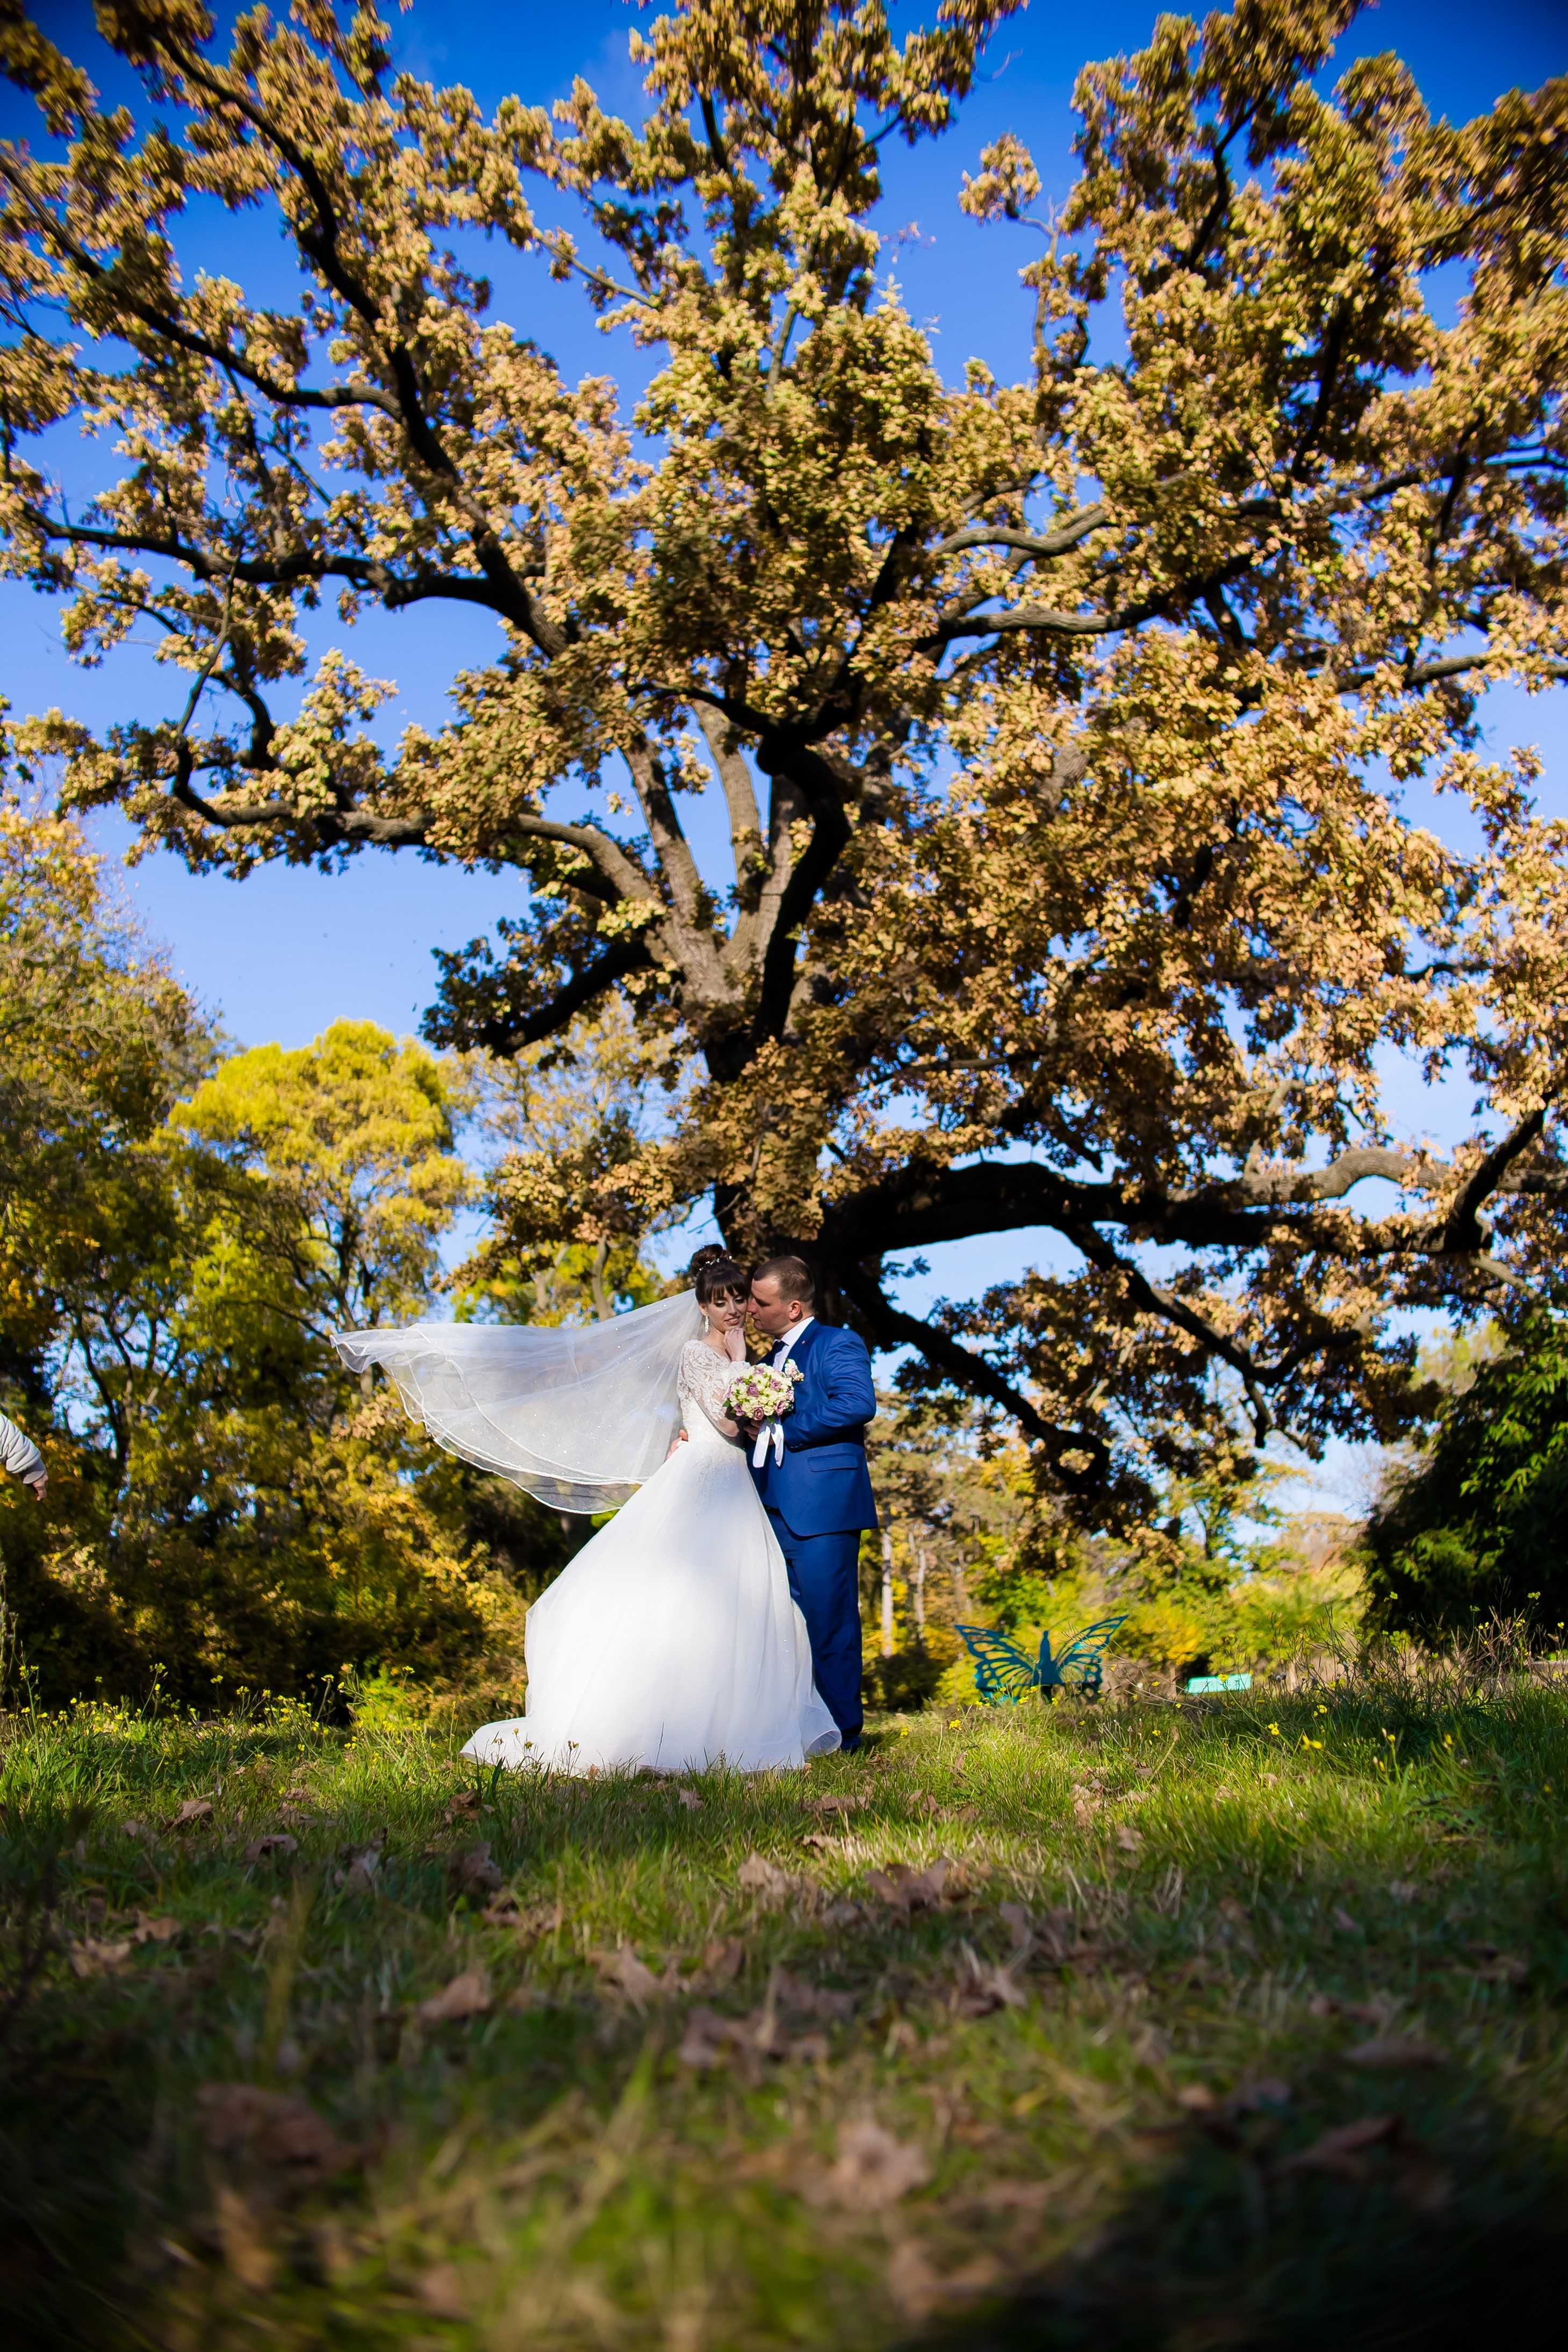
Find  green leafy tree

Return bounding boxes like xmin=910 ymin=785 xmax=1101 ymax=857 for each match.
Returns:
xmin=0 ymin=845 xmax=560 ymax=1700
xmin=0 ymin=756 xmax=209 ymax=1418
xmin=178 ymin=1019 xmax=472 ymax=1335
xmin=1363 ymin=1310 xmax=1568 ymax=1638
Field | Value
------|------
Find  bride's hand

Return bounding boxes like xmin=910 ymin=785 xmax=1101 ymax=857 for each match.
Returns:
xmin=722 ymin=1326 xmax=747 ymax=1362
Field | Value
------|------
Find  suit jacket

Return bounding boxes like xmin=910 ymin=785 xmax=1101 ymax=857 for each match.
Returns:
xmin=749 ymin=1318 xmax=878 ymax=1537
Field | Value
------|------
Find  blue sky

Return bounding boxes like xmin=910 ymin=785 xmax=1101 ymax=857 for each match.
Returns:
xmin=2 ymin=1 xmax=1565 ymax=1501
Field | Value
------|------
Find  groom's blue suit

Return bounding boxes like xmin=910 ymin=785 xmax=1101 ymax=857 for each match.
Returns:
xmin=749 ymin=1319 xmax=877 ymax=1743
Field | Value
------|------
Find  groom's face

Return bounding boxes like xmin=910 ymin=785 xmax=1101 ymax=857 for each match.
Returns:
xmin=749 ymin=1275 xmax=806 ymax=1339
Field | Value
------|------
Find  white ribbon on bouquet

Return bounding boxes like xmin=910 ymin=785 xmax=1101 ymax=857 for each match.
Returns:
xmin=752 ymin=1417 xmax=787 ymax=1469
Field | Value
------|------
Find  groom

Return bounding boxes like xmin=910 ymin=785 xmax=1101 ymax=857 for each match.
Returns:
xmin=745 ymin=1256 xmax=877 ymax=1751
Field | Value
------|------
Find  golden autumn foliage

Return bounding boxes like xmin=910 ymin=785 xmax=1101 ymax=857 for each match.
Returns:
xmin=3 ymin=1 xmax=1566 ymax=1519
xmin=0 ymin=794 xmax=565 ymax=1703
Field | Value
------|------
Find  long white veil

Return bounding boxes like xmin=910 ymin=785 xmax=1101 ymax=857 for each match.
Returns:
xmin=332 ymin=1290 xmax=704 ymax=1514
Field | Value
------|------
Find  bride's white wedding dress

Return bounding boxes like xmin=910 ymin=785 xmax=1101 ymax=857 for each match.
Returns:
xmin=461 ymin=1341 xmax=840 ymax=1774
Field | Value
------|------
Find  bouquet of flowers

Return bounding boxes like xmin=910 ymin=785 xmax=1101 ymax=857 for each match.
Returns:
xmin=728 ymin=1357 xmax=803 ymax=1465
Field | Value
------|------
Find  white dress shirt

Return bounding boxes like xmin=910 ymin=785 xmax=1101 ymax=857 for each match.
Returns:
xmin=771 ymin=1314 xmax=815 ymax=1364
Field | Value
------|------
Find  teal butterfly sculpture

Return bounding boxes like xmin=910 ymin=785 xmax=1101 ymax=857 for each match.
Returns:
xmin=956 ymin=1616 xmax=1127 ymax=1704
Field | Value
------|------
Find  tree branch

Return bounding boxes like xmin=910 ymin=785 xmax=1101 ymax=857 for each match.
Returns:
xmin=500 ymin=813 xmax=654 ymax=906
xmin=752 ymin=735 xmax=853 ymax=1039
xmin=0 ymin=159 xmax=390 ymax=418
xmin=444 ymin=935 xmax=653 ymax=1058
xmin=20 ymin=503 xmax=534 ymax=620
xmin=932 ymin=503 xmax=1109 ymax=561
xmin=1435 ymin=1093 xmax=1558 ymax=1254
xmin=837 ymin=1262 xmax=1113 ymax=1498
xmin=926 ymin=555 xmax=1254 ymax=647
xmin=168 ymin=757 xmax=431 ymax=846
xmin=108 ymin=25 xmax=568 ymax=657
xmin=695 ymin=704 xmax=763 ymax=853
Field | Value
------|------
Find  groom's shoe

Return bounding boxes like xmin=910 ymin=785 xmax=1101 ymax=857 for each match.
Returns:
xmin=839 ymin=1730 xmax=864 ymax=1753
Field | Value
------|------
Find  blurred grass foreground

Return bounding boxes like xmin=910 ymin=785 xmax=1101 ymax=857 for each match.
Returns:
xmin=3 ymin=1660 xmax=1567 ymax=2351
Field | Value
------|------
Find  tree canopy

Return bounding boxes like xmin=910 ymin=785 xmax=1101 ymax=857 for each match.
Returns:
xmin=3 ymin=0 xmax=1567 ymax=1522
xmin=1363 ymin=1310 xmax=1568 ymax=1639
xmin=0 ymin=789 xmax=572 ymax=1704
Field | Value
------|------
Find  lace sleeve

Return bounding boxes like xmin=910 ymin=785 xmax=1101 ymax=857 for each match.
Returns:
xmin=678 ymin=1341 xmax=739 ymax=1420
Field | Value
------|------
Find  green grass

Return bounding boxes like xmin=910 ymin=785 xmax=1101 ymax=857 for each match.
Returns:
xmin=4 ymin=1678 xmax=1568 ymax=2350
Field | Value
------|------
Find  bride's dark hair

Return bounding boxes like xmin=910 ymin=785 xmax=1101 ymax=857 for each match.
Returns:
xmin=688 ymin=1243 xmax=752 ymax=1306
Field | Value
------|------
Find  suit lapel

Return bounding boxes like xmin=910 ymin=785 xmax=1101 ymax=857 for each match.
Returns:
xmin=769 ymin=1320 xmax=820 ymax=1377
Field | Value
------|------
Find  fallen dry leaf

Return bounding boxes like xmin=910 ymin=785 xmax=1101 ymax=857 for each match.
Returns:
xmin=131 ymin=1911 xmax=181 ymax=1945
xmin=737 ymin=1851 xmax=812 ymax=1907
xmin=415 ymin=2265 xmax=468 ymax=2319
xmin=440 ymin=1790 xmax=481 ymax=1827
xmin=1386 ymin=1880 xmax=1420 ymax=1902
xmin=886 ymin=2239 xmax=1003 ymax=2324
xmin=998 ymin=1901 xmax=1034 ymax=1952
xmin=1331 ymin=1907 xmax=1361 ymax=1933
xmin=1231 ymin=2076 xmax=1292 ymax=2113
xmin=1281 ymin=2114 xmax=1398 ymax=2180
xmin=197 ymin=2084 xmax=351 ymax=2185
xmin=971 ymin=2180 xmax=1051 ymax=2215
xmin=280 ymin=1787 xmax=313 ymax=1804
xmin=814 ymin=2119 xmax=931 ymax=2211
xmin=693 ymin=1936 xmax=746 ymax=1987
xmin=163 ymin=1799 xmax=214 ymax=1832
xmin=448 ymin=1843 xmax=503 ymax=1897
xmin=806 ymin=1793 xmax=865 ymax=1818
xmin=340 ymin=1846 xmax=383 ymax=1895
xmin=951 ymin=1947 xmax=1027 ymax=2018
xmin=1462 ymin=1943 xmax=1529 ymax=1987
xmin=769 ymin=1966 xmax=855 ymax=2023
xmin=1344 ymin=2035 xmax=1447 ymax=2070
xmin=481 ymin=1893 xmax=562 ymax=1937
xmin=1030 ymin=1907 xmax=1092 ymax=1967
xmin=1280 ymin=2111 xmax=1449 ymax=2208
xmin=864 ymin=1859 xmax=952 ymax=1917
xmin=119 ymin=1818 xmax=149 ymax=1842
xmin=592 ymin=1945 xmax=667 ymax=2004
xmin=417 ymin=1969 xmax=492 ymax=2025
xmin=244 ymin=1834 xmax=299 ymax=1865
xmin=675 ymin=1786 xmax=703 ymax=1811
xmin=676 ymin=2004 xmax=737 ymax=2069
xmin=1070 ymin=1787 xmax=1099 ymax=1829
xmin=214 ymin=2185 xmax=277 ymax=2291
xmin=1115 ymin=1825 xmax=1145 ymax=1855
xmin=676 ymin=1977 xmax=838 ymax=2072
xmin=68 ymin=1937 xmax=133 ymax=1978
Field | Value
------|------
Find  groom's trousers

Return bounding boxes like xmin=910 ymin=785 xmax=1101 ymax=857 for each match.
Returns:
xmin=767 ymin=1520 xmax=864 ymax=1742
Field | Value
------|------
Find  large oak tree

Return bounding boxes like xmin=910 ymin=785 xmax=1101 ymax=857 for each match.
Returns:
xmin=3 ymin=0 xmax=1566 ymax=1519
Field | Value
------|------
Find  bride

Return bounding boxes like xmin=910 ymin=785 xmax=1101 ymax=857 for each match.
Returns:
xmin=333 ymin=1249 xmax=839 ymax=1774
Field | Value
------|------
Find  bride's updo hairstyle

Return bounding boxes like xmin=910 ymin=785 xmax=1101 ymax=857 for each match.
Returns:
xmin=688 ymin=1243 xmax=752 ymax=1308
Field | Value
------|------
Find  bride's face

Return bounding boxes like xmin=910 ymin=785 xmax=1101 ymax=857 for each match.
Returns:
xmin=701 ymin=1288 xmax=747 ymax=1335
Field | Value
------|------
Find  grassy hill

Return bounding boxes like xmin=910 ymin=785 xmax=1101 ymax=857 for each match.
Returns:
xmin=3 ymin=1674 xmax=1567 ymax=2349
